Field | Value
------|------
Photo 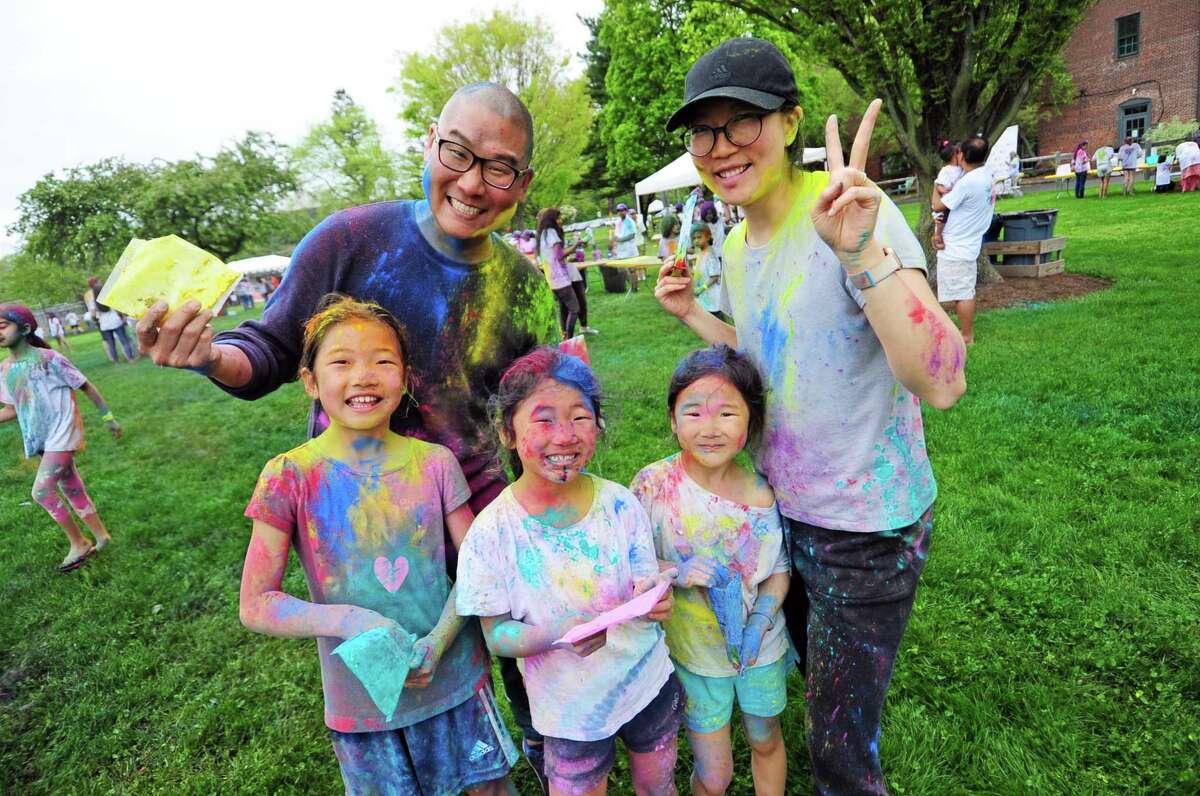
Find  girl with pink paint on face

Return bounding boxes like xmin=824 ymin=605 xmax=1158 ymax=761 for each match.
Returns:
xmin=239 ymin=294 xmax=519 ymax=796
xmin=456 ymin=347 xmax=681 ymax=796
xmin=632 ymin=345 xmax=791 ymax=796
xmin=655 ymin=38 xmax=966 ymax=796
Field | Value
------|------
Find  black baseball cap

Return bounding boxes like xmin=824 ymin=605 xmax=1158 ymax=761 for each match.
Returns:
xmin=666 ymin=38 xmax=799 ymax=131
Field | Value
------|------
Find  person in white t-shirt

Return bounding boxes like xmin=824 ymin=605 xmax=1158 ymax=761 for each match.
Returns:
xmin=1154 ymin=154 xmax=1175 ymax=193
xmin=1117 ymin=137 xmax=1144 ymax=196
xmin=96 ymin=304 xmax=137 ymax=363
xmin=46 ymin=313 xmax=71 ymax=351
xmin=1176 ymin=139 xmax=1200 ymax=192
xmin=1093 ymin=143 xmax=1116 ymax=199
xmin=932 ymin=136 xmax=996 ymax=344
xmin=64 ymin=311 xmax=80 ymax=334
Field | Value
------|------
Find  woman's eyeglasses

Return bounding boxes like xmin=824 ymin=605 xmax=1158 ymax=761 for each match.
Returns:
xmin=683 ymin=112 xmax=769 ymax=157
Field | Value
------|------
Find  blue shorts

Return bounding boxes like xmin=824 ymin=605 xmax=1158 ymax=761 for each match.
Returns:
xmin=330 ymin=681 xmax=517 ymax=795
xmin=544 ymin=673 xmax=685 ymax=795
xmin=673 ymin=657 xmax=789 ymax=734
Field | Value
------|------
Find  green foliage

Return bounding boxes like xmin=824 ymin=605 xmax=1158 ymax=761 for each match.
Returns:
xmin=11 ymin=134 xmax=298 ymax=278
xmin=0 ymin=251 xmax=91 ymax=305
xmin=135 ymin=133 xmax=298 ymax=262
xmin=392 ymin=9 xmax=593 ymax=217
xmin=1147 ymin=117 xmax=1199 ymax=144
xmin=11 ymin=158 xmax=151 ymax=274
xmin=291 ymin=90 xmax=406 ymax=215
xmin=2 ymin=191 xmax=1199 ymax=793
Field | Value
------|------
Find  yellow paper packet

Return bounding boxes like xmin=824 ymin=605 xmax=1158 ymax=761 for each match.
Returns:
xmin=97 ymin=235 xmax=240 ymax=318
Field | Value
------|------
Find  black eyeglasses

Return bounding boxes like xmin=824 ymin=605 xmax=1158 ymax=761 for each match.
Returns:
xmin=683 ymin=112 xmax=769 ymax=157
xmin=434 ymin=129 xmax=528 ymax=190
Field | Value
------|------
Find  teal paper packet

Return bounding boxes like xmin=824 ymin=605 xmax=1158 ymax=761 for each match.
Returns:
xmin=332 ymin=626 xmax=417 ymax=719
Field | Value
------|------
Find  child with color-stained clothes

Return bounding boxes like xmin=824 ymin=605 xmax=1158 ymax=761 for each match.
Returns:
xmin=931 ymin=139 xmax=963 ymax=250
xmin=455 ymin=347 xmax=682 ymax=796
xmin=0 ymin=304 xmax=120 ymax=572
xmin=631 ymin=346 xmax=790 ymax=796
xmin=238 ymin=294 xmax=517 ymax=796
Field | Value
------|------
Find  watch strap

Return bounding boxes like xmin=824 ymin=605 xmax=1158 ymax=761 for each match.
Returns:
xmin=847 ymin=246 xmax=905 ymax=290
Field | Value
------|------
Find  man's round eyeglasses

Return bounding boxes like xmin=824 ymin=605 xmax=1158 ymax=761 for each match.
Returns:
xmin=683 ymin=112 xmax=769 ymax=157
xmin=435 ymin=132 xmax=528 ymax=190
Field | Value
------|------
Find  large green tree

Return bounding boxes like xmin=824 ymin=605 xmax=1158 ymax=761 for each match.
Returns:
xmin=392 ymin=9 xmax=593 ymax=221
xmin=11 ymin=133 xmax=298 ymax=275
xmin=292 ymin=90 xmax=409 ymax=214
xmin=0 ymin=251 xmax=91 ymax=306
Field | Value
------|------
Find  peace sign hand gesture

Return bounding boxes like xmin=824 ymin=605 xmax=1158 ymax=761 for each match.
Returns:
xmin=812 ymin=99 xmax=886 ymax=275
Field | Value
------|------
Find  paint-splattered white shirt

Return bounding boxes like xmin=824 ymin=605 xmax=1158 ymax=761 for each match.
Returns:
xmin=720 ymin=171 xmax=936 ymax=532
xmin=0 ymin=348 xmax=86 ymax=457
xmin=632 ymin=454 xmax=791 ymax=676
xmin=456 ymin=475 xmax=673 ymax=741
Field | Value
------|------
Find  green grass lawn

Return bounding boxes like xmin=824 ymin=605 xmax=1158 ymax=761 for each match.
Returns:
xmin=2 ymin=184 xmax=1198 ymax=795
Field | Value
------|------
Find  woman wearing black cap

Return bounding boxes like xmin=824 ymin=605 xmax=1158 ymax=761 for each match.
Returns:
xmin=655 ymin=38 xmax=966 ymax=795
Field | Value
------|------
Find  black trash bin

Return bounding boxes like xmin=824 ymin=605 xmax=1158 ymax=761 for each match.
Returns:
xmin=999 ymin=209 xmax=1059 ymax=264
xmin=599 ymin=265 xmax=628 ymax=293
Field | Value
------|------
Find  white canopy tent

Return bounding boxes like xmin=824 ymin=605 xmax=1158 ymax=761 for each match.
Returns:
xmin=634 ymin=148 xmax=827 ymax=211
xmin=228 ymin=254 xmax=290 ymax=278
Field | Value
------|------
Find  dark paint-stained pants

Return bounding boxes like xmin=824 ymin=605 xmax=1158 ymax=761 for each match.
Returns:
xmin=785 ymin=509 xmax=932 ymax=796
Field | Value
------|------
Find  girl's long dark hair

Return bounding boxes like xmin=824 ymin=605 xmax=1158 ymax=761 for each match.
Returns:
xmin=536 ymin=208 xmax=564 ymax=257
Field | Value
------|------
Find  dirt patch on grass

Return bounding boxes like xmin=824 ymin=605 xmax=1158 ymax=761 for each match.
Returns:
xmin=976 ymin=273 xmax=1112 ymax=312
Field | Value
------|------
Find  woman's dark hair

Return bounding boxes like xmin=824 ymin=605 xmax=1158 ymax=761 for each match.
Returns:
xmin=491 ymin=346 xmax=604 ymax=478
xmin=96 ymin=301 xmax=111 ymax=313
xmin=536 ymin=208 xmax=564 ymax=257
xmin=298 ymin=293 xmax=419 ymax=417
xmin=938 ymin=139 xmax=959 ymax=164
xmin=667 ymin=345 xmax=767 ymax=443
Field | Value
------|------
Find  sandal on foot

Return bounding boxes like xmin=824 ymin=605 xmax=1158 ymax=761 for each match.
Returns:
xmin=59 ymin=546 xmax=96 ymax=573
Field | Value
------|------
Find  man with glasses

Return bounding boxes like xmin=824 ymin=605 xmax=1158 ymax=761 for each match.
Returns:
xmin=136 ymin=81 xmax=558 ymax=792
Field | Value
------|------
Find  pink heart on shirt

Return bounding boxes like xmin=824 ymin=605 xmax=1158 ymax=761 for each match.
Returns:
xmin=374 ymin=556 xmax=410 ymax=593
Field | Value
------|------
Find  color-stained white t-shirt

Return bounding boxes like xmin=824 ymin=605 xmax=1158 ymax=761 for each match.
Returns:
xmin=632 ymin=454 xmax=790 ymax=676
xmin=941 ymin=166 xmax=997 ymax=262
xmin=456 ymin=476 xmax=672 ymax=741
xmin=0 ymin=348 xmax=87 ymax=457
xmin=719 ymin=171 xmax=936 ymax=532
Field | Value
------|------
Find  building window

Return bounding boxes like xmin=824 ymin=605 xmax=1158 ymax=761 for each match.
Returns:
xmin=1118 ymin=100 xmax=1150 ymax=142
xmin=1116 ymin=13 xmax=1140 ymax=59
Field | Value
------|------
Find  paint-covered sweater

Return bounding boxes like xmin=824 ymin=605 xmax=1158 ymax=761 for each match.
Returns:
xmin=215 ymin=200 xmax=558 ymax=514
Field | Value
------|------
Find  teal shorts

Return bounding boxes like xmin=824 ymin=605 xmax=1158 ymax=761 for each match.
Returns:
xmin=673 ymin=657 xmax=789 ymax=733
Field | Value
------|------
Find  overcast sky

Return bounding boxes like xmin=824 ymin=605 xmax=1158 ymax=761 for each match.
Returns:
xmin=0 ymin=0 xmax=602 ymax=254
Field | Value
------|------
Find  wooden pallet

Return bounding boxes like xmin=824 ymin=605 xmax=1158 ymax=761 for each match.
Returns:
xmin=983 ymin=236 xmax=1066 ymax=278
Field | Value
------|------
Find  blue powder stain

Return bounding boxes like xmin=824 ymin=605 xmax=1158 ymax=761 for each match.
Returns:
xmin=517 ymin=544 xmax=546 ymax=587
xmin=756 ymin=310 xmax=788 ymax=385
xmin=312 ymin=466 xmax=362 ymax=562
xmin=613 ymin=497 xmax=626 ymax=514
xmin=550 ymin=354 xmax=602 ymax=415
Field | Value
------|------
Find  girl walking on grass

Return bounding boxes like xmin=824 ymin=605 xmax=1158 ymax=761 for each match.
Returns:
xmin=631 ymin=345 xmax=790 ymax=796
xmin=456 ymin=347 xmax=680 ymax=796
xmin=655 ymin=38 xmax=965 ymax=794
xmin=238 ymin=294 xmax=517 ymax=795
xmin=0 ymin=304 xmax=121 ymax=572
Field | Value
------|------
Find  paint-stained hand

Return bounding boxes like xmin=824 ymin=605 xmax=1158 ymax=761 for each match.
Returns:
xmin=812 ymin=98 xmax=886 ymax=274
xmin=105 ymin=418 xmax=123 ymax=439
xmin=552 ymin=624 xmax=608 ymax=657
xmin=675 ymin=556 xmax=718 ymax=588
xmin=654 ymin=261 xmax=697 ymax=320
xmin=739 ymin=613 xmax=772 ymax=671
xmin=635 ymin=575 xmax=675 ymax=623
xmin=406 ymin=634 xmax=447 ymax=689
xmin=136 ymin=299 xmax=219 ymax=370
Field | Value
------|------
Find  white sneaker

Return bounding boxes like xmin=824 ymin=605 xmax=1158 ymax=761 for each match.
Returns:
xmin=581 ymin=326 xmax=599 ymax=335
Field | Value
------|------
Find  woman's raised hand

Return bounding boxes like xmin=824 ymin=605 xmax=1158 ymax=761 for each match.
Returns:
xmin=812 ymin=99 xmax=886 ymax=274
xmin=654 ymin=261 xmax=696 ymax=320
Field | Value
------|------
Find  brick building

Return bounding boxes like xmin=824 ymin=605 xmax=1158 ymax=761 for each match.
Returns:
xmin=1038 ymin=0 xmax=1200 ymax=154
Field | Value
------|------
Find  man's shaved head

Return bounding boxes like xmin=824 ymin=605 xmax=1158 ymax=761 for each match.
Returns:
xmin=439 ymin=82 xmax=534 ymax=165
